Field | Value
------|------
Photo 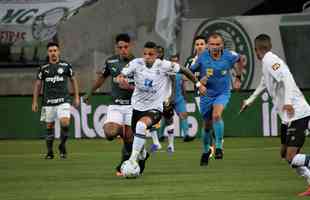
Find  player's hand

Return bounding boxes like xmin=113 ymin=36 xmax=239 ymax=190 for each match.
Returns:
xmin=239 ymin=100 xmax=249 ymax=114
xmin=32 ymin=102 xmax=38 ymax=112
xmin=118 ymin=78 xmax=131 ymax=90
xmin=74 ymin=96 xmax=80 ymax=107
xmin=283 ymin=104 xmax=294 ymax=118
xmin=233 ymin=78 xmax=241 ymax=91
xmin=198 ymin=84 xmax=206 ymax=96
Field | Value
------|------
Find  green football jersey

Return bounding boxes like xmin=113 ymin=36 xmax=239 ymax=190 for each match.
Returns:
xmin=36 ymin=61 xmax=74 ymax=106
xmin=100 ymin=55 xmax=134 ymax=105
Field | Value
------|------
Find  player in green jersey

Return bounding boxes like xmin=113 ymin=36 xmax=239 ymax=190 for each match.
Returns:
xmin=32 ymin=42 xmax=80 ymax=159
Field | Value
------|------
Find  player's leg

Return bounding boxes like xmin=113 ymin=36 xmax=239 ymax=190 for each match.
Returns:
xmin=150 ymin=125 xmax=162 ymax=152
xmin=212 ymin=94 xmax=230 ymax=159
xmin=212 ymin=104 xmax=225 ymax=159
xmin=158 ymin=117 xmax=166 ymax=142
xmin=280 ymin=123 xmax=288 ymax=159
xmin=40 ymin=106 xmax=56 ymax=159
xmin=166 ymin=116 xmax=175 ymax=153
xmin=175 ymin=98 xmax=190 ymax=140
xmin=199 ymin=96 xmax=213 ymax=166
xmin=284 ymin=116 xmax=310 ymax=196
xmin=45 ymin=122 xmax=55 ymax=159
xmin=129 ymin=109 xmax=161 ymax=163
xmin=105 ymin=105 xmax=134 ymax=175
xmin=57 ymin=103 xmax=71 ymax=159
xmin=200 ymin=119 xmax=213 ymax=166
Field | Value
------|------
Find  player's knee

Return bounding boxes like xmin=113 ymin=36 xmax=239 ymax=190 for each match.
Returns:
xmin=136 ymin=121 xmax=147 ymax=135
xmin=212 ymin=113 xmax=222 ymax=122
xmin=104 ymin=123 xmax=121 ymax=141
xmin=60 ymin=118 xmax=70 ymax=127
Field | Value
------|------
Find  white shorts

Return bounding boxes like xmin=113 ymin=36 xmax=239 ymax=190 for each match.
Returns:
xmin=104 ymin=105 xmax=132 ymax=126
xmin=40 ymin=103 xmax=71 ymax=123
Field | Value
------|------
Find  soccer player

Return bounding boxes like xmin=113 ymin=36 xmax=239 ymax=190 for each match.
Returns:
xmin=190 ymin=32 xmax=244 ymax=166
xmin=32 ymin=42 xmax=80 ymax=159
xmin=117 ymin=41 xmax=206 ymax=174
xmin=183 ymin=35 xmax=208 ymax=142
xmin=240 ymin=34 xmax=310 ymax=196
xmin=83 ymin=33 xmax=136 ymax=176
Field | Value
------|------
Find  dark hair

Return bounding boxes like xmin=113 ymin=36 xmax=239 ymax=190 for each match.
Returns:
xmin=144 ymin=41 xmax=157 ymax=49
xmin=207 ymin=32 xmax=223 ymax=41
xmin=170 ymin=53 xmax=179 ymax=60
xmin=194 ymin=35 xmax=207 ymax=43
xmin=254 ymin=34 xmax=272 ymax=52
xmin=115 ymin=33 xmax=131 ymax=43
xmin=47 ymin=42 xmax=59 ymax=49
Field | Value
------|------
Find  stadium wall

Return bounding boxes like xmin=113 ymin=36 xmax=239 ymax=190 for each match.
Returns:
xmin=2 ymin=91 xmax=296 ymax=139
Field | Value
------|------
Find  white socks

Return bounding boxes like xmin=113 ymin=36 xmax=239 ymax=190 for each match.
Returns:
xmin=129 ymin=121 xmax=147 ymax=162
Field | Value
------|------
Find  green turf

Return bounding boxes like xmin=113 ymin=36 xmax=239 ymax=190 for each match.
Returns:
xmin=0 ymin=137 xmax=309 ymax=200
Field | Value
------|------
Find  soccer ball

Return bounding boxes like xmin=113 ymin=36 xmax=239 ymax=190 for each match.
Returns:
xmin=120 ymin=160 xmax=140 ymax=178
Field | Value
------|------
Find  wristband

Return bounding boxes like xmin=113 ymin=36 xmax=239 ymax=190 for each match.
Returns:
xmin=195 ymin=81 xmax=201 ymax=88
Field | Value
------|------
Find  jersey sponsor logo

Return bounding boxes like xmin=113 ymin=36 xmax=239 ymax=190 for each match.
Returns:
xmin=47 ymin=98 xmax=64 ymax=104
xmin=144 ymin=79 xmax=153 ymax=88
xmin=272 ymin=63 xmax=281 ymax=71
xmin=193 ymin=18 xmax=254 ymax=89
xmin=57 ymin=67 xmax=64 ymax=74
xmin=45 ymin=75 xmax=64 ymax=83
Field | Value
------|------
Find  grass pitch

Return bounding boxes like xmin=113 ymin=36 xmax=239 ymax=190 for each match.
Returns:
xmin=0 ymin=137 xmax=309 ymax=200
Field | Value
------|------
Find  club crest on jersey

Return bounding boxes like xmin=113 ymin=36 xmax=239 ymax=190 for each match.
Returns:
xmin=57 ymin=68 xmax=64 ymax=74
xmin=272 ymin=63 xmax=280 ymax=71
xmin=206 ymin=68 xmax=213 ymax=77
xmin=193 ymin=18 xmax=254 ymax=89
xmin=221 ymin=70 xmax=227 ymax=75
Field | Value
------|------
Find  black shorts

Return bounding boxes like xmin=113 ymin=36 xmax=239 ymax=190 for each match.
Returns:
xmin=285 ymin=116 xmax=310 ymax=147
xmin=131 ymin=109 xmax=162 ymax=132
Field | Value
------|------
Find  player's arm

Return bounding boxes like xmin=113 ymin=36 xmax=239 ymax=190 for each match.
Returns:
xmin=32 ymin=79 xmax=42 ymax=112
xmin=116 ymin=59 xmax=136 ymax=86
xmin=240 ymin=77 xmax=266 ymax=114
xmin=231 ymin=51 xmax=245 ymax=90
xmin=70 ymin=76 xmax=80 ymax=107
xmin=179 ymin=65 xmax=206 ymax=96
xmin=83 ymin=62 xmax=109 ymax=104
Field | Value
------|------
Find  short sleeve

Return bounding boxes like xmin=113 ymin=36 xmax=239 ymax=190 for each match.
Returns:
xmin=36 ymin=67 xmax=43 ymax=80
xmin=121 ymin=59 xmax=137 ymax=77
xmin=227 ymin=50 xmax=240 ymax=67
xmin=263 ymin=56 xmax=287 ymax=82
xmin=98 ymin=60 xmax=111 ymax=77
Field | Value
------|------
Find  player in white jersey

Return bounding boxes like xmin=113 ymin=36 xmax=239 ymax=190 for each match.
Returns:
xmin=116 ymin=41 xmax=206 ymax=175
xmin=240 ymin=34 xmax=310 ymax=196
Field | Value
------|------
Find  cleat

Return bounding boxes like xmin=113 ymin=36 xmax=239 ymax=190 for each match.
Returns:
xmin=58 ymin=144 xmax=67 ymax=159
xmin=45 ymin=152 xmax=54 ymax=159
xmin=167 ymin=146 xmax=174 ymax=154
xmin=200 ymin=150 xmax=211 ymax=166
xmin=298 ymin=187 xmax=310 ymax=196
xmin=150 ymin=144 xmax=161 ymax=153
xmin=215 ymin=148 xmax=223 ymax=159
xmin=138 ymin=152 xmax=150 ymax=174
xmin=183 ymin=135 xmax=195 ymax=142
